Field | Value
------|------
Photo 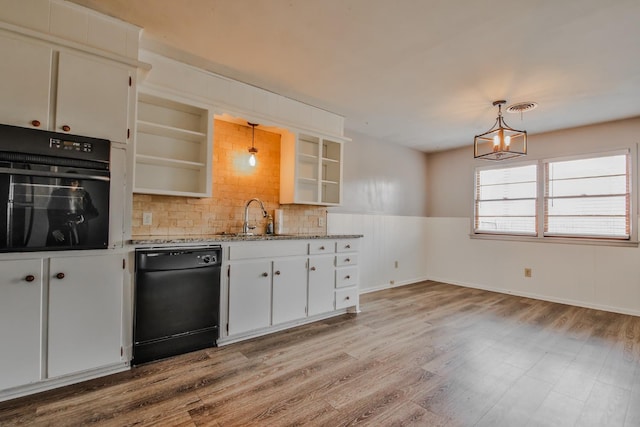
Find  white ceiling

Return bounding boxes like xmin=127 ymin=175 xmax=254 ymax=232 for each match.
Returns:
xmin=70 ymin=0 xmax=640 ymax=152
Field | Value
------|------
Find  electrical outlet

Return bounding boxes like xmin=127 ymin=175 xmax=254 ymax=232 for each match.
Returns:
xmin=524 ymin=268 xmax=532 ymax=278
xmin=143 ymin=212 xmax=153 ymax=226
xmin=318 ymin=217 xmax=324 ymax=227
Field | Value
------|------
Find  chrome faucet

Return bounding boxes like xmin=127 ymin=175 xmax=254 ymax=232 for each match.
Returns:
xmin=242 ymin=198 xmax=268 ymax=235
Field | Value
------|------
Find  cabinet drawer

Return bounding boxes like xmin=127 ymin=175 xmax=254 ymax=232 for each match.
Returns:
xmin=335 ymin=266 xmax=358 ymax=288
xmin=309 ymin=241 xmax=335 ymax=255
xmin=335 ymin=287 xmax=357 ymax=309
xmin=336 ymin=240 xmax=359 ymax=253
xmin=229 ymin=241 xmax=308 ymax=260
xmin=336 ymin=254 xmax=358 ymax=267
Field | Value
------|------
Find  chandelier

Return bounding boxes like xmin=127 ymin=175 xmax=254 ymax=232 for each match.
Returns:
xmin=474 ymin=100 xmax=527 ymax=160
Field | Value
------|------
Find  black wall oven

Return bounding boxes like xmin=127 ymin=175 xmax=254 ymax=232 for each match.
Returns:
xmin=0 ymin=124 xmax=110 ymax=252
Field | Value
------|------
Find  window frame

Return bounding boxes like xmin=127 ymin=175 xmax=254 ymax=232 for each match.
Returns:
xmin=471 ymin=146 xmax=638 ymax=247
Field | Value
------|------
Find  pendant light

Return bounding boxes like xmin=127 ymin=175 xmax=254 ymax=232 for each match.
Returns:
xmin=474 ymin=100 xmax=527 ymax=161
xmin=247 ymin=122 xmax=258 ymax=167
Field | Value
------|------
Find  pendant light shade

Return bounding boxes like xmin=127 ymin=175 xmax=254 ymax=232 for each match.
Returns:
xmin=248 ymin=122 xmax=258 ymax=167
xmin=474 ymin=100 xmax=527 ymax=161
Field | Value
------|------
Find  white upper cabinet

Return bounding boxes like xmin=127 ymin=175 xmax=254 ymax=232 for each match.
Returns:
xmin=56 ymin=51 xmax=131 ymax=143
xmin=280 ymin=132 xmax=344 ymax=206
xmin=134 ymin=91 xmax=213 ymax=197
xmin=0 ymin=31 xmax=132 ymax=143
xmin=0 ymin=33 xmax=52 ymax=129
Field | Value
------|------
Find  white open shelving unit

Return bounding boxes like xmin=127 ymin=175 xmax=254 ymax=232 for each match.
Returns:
xmin=134 ymin=91 xmax=213 ymax=197
xmin=281 ymin=132 xmax=344 ymax=205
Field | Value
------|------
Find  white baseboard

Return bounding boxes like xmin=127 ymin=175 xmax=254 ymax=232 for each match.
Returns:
xmin=359 ymin=276 xmax=430 ymax=295
xmin=0 ymin=362 xmax=130 ymax=403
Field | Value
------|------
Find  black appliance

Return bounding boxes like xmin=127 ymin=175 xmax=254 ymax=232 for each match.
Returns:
xmin=0 ymin=124 xmax=110 ymax=252
xmin=133 ymin=246 xmax=222 ymax=365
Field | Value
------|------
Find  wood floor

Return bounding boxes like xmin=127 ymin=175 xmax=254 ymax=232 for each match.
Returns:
xmin=1 ymin=280 xmax=640 ymax=426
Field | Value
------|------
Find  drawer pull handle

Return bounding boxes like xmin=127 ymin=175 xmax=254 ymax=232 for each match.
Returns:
xmin=62 ymin=125 xmax=71 ymax=132
xmin=345 ymin=275 xmax=351 ymax=279
xmin=310 ymin=266 xmax=316 ymax=271
xmin=25 ymin=274 xmax=35 ymax=282
xmin=31 ymin=120 xmax=41 ymax=127
xmin=274 ymin=270 xmax=281 ymax=276
xmin=56 ymin=272 xmax=65 ymax=280
xmin=261 ymin=272 xmax=269 ymax=277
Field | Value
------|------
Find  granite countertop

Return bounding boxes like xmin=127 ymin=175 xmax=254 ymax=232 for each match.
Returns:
xmin=130 ymin=233 xmax=363 ymax=245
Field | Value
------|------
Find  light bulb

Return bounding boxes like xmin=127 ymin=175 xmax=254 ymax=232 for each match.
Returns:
xmin=493 ymin=135 xmax=500 ymax=151
xmin=249 ymin=153 xmax=256 ymax=167
xmin=504 ymin=135 xmax=511 ymax=149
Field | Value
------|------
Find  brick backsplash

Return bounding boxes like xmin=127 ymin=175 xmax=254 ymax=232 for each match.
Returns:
xmin=132 ymin=119 xmax=327 ymax=237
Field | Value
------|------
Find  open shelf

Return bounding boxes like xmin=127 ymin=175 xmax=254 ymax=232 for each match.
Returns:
xmin=280 ymin=131 xmax=344 ymax=206
xmin=134 ymin=91 xmax=212 ymax=197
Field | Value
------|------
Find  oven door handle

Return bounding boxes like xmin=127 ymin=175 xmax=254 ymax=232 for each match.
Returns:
xmin=0 ymin=167 xmax=110 ymax=182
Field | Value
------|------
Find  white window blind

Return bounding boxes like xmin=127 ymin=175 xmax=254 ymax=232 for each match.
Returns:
xmin=544 ymin=153 xmax=630 ymax=239
xmin=475 ymin=164 xmax=537 ymax=235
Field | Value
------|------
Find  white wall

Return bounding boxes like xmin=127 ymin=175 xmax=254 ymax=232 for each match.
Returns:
xmin=330 ymin=130 xmax=429 ymax=216
xmin=425 ymin=117 xmax=640 ymax=316
xmin=424 ymin=217 xmax=640 ymax=316
xmin=327 ymin=129 xmax=430 ymax=293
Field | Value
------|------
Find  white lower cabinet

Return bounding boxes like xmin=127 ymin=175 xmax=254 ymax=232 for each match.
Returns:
xmin=228 ymin=259 xmax=272 ymax=336
xmin=0 ymin=252 xmax=125 ymax=398
xmin=0 ymin=259 xmax=43 ymax=390
xmin=335 ymin=239 xmax=360 ymax=312
xmin=308 ymin=255 xmax=336 ymax=316
xmin=48 ymin=254 xmax=124 ymax=378
xmin=272 ymin=258 xmax=308 ymax=325
xmin=225 ymin=238 xmax=360 ymax=342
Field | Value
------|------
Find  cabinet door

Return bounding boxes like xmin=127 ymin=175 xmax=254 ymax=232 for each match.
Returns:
xmin=308 ymin=255 xmax=335 ymax=316
xmin=48 ymin=254 xmax=123 ymax=378
xmin=56 ymin=51 xmax=130 ymax=143
xmin=228 ymin=260 xmax=272 ymax=335
xmin=0 ymin=259 xmax=43 ymax=390
xmin=0 ymin=34 xmax=52 ymax=129
xmin=272 ymin=258 xmax=308 ymax=325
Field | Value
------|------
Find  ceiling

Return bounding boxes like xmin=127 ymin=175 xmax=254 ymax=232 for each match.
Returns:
xmin=70 ymin=0 xmax=640 ymax=152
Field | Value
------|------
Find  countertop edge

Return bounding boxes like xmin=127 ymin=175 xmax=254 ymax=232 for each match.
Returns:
xmin=129 ymin=234 xmax=364 ymax=245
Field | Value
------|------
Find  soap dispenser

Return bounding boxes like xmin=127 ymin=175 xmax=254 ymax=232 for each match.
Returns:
xmin=266 ymin=214 xmax=274 ymax=235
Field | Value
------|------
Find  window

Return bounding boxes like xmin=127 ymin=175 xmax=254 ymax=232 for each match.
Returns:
xmin=545 ymin=153 xmax=630 ymax=239
xmin=474 ymin=150 xmax=633 ymax=242
xmin=475 ymin=164 xmax=537 ymax=235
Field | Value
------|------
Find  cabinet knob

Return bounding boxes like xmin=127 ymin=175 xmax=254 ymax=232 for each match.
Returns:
xmin=274 ymin=270 xmax=281 ymax=276
xmin=262 ymin=272 xmax=268 ymax=277
xmin=319 ymin=246 xmax=325 ymax=250
xmin=55 ymin=272 xmax=65 ymax=280
xmin=345 ymin=296 xmax=350 ymax=300
xmin=310 ymin=266 xmax=316 ymax=271
xmin=345 ymin=275 xmax=351 ymax=279
xmin=31 ymin=120 xmax=41 ymax=127
xmin=61 ymin=125 xmax=71 ymax=132
xmin=345 ymin=258 xmax=351 ymax=263
xmin=24 ymin=274 xmax=35 ymax=282
xmin=345 ymin=244 xmax=351 ymax=249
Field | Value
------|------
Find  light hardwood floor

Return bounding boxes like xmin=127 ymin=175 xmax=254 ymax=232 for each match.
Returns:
xmin=1 ymin=280 xmax=639 ymax=426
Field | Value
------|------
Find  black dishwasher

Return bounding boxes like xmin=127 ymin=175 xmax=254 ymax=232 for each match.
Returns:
xmin=133 ymin=246 xmax=221 ymax=365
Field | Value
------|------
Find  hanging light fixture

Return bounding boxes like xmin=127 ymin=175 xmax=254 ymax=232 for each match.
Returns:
xmin=247 ymin=122 xmax=258 ymax=167
xmin=474 ymin=100 xmax=527 ymax=160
